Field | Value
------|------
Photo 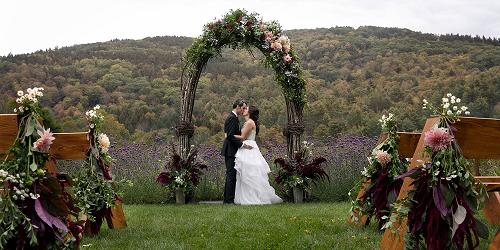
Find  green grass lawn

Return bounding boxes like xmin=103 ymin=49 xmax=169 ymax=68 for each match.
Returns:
xmin=81 ymin=202 xmax=496 ymax=250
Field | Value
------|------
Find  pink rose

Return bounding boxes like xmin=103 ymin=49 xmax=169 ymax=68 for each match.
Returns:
xmin=283 ymin=43 xmax=290 ymax=54
xmin=33 ymin=128 xmax=55 ymax=153
xmin=264 ymin=31 xmax=273 ymax=42
xmin=283 ymin=54 xmax=292 ymax=63
xmin=271 ymin=41 xmax=282 ymax=51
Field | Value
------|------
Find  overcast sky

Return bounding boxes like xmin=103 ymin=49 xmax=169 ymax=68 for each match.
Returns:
xmin=1 ymin=0 xmax=499 ymax=56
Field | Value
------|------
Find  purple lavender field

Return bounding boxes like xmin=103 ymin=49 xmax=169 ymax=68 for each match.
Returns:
xmin=59 ymin=135 xmax=377 ymax=204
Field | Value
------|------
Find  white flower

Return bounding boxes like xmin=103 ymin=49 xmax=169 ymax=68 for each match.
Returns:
xmin=278 ymin=35 xmax=290 ymax=46
xmin=461 ymin=106 xmax=467 ymax=111
xmin=447 ymin=93 xmax=452 ymax=97
xmin=456 ymin=98 xmax=461 ymax=103
xmin=30 ymin=193 xmax=40 ymax=200
xmin=422 ymin=99 xmax=428 ymax=104
xmin=465 ymin=111 xmax=470 ymax=115
xmin=453 ymin=106 xmax=458 ymax=111
xmin=94 ymin=105 xmax=101 ymax=110
xmin=447 ymin=110 xmax=453 ymax=115
xmin=457 ymin=110 xmax=462 ymax=115
xmin=450 ymin=99 xmax=456 ymax=104
xmin=442 ymin=98 xmax=449 ymax=103
xmin=175 ymin=176 xmax=184 ymax=185
xmin=17 ymin=91 xmax=24 ymax=96
xmin=443 ymin=103 xmax=450 ymax=109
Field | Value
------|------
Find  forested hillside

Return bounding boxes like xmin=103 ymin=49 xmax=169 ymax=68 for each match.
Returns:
xmin=1 ymin=26 xmax=499 ymax=144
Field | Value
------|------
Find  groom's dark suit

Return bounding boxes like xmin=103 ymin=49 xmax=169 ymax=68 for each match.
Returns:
xmin=221 ymin=111 xmax=243 ymax=204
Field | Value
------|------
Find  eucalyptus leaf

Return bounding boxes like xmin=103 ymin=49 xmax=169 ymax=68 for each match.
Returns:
xmin=29 ymin=162 xmax=38 ymax=172
xmin=25 ymin=117 xmax=36 ymax=137
xmin=451 ymin=220 xmax=459 ymax=238
xmin=453 ymin=205 xmax=466 ymax=225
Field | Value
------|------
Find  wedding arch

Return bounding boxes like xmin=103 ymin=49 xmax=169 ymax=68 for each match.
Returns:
xmin=176 ymin=9 xmax=307 ymax=158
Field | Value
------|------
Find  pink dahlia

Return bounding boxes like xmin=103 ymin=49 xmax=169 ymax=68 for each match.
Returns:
xmin=375 ymin=150 xmax=392 ymax=166
xmin=424 ymin=127 xmax=453 ymax=152
xmin=33 ymin=128 xmax=55 ymax=153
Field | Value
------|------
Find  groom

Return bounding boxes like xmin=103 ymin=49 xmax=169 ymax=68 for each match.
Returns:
xmin=221 ymin=99 xmax=251 ymax=204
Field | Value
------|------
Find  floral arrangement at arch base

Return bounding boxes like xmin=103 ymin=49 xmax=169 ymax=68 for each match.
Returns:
xmin=348 ymin=113 xmax=409 ymax=229
xmin=0 ymin=87 xmax=83 ymax=249
xmin=72 ymin=105 xmax=129 ymax=235
xmin=274 ymin=141 xmax=329 ymax=202
xmin=156 ymin=145 xmax=208 ymax=204
xmin=383 ymin=93 xmax=489 ymax=249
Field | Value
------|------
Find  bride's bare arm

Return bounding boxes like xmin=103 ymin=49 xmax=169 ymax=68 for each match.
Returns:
xmin=235 ymin=120 xmax=255 ymax=140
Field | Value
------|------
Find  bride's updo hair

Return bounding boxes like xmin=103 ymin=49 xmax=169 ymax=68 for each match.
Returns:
xmin=248 ymin=105 xmax=260 ymax=135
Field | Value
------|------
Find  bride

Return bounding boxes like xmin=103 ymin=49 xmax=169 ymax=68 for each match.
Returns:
xmin=233 ymin=105 xmax=282 ymax=205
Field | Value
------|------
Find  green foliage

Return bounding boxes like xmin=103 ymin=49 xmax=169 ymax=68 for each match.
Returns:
xmin=73 ymin=105 xmax=127 ymax=221
xmin=73 ymin=160 xmax=118 ymax=221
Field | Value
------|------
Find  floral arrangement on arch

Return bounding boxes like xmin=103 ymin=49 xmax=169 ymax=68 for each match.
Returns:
xmin=156 ymin=145 xmax=208 ymax=199
xmin=72 ymin=105 xmax=125 ymax=232
xmin=383 ymin=93 xmax=489 ymax=249
xmin=348 ymin=113 xmax=409 ymax=229
xmin=0 ymin=87 xmax=82 ymax=249
xmin=274 ymin=141 xmax=329 ymax=198
xmin=186 ymin=9 xmax=306 ymax=108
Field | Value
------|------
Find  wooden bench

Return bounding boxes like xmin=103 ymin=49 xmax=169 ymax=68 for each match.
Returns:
xmin=380 ymin=117 xmax=500 ymax=250
xmin=0 ymin=114 xmax=127 ymax=230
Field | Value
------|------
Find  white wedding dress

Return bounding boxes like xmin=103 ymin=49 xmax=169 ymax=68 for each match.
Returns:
xmin=234 ymin=130 xmax=283 ymax=205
